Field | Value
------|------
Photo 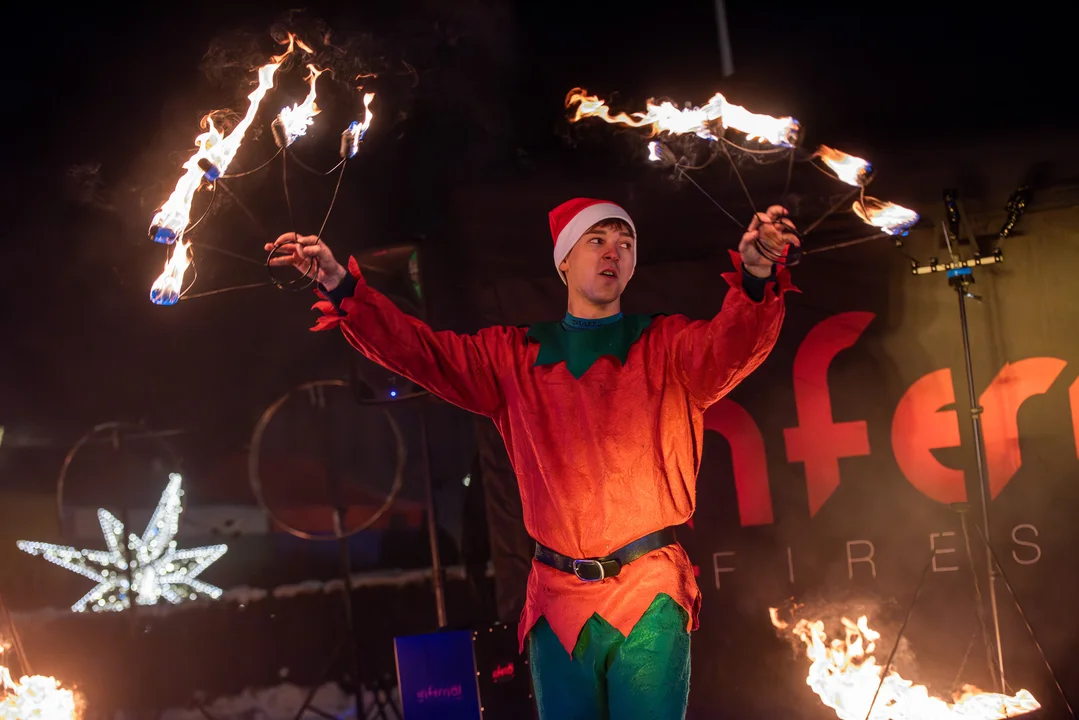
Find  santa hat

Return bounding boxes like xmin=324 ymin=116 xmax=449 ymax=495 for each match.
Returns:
xmin=549 ymin=198 xmax=636 ymax=285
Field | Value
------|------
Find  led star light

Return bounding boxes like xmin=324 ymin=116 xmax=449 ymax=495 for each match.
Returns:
xmin=17 ymin=473 xmax=227 ymax=612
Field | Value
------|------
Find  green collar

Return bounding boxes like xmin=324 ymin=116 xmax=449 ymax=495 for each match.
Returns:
xmin=526 ymin=314 xmax=656 ymax=379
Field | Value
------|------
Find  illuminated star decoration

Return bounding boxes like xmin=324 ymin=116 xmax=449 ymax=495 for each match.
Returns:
xmin=17 ymin=473 xmax=227 ymax=612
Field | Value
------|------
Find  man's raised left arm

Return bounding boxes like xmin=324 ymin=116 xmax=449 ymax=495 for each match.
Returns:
xmin=668 ymin=206 xmax=800 ymax=407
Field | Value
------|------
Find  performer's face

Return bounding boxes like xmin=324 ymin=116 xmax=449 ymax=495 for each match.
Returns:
xmin=560 ymin=220 xmax=635 ymax=309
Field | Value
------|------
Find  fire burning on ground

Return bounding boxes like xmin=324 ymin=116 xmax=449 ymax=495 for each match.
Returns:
xmin=769 ymin=608 xmax=1040 ymax=720
xmin=0 ymin=646 xmax=80 ymax=720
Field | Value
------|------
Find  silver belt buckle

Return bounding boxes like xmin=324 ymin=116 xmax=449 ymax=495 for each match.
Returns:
xmin=572 ymin=558 xmax=606 ymax=582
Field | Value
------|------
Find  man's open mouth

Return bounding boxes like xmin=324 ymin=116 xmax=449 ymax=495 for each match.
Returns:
xmin=599 ymin=269 xmax=617 ymax=278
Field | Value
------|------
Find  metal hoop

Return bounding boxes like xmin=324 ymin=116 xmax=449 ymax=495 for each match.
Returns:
xmin=56 ymin=421 xmax=182 ymax=535
xmin=247 ymin=379 xmax=406 ymax=541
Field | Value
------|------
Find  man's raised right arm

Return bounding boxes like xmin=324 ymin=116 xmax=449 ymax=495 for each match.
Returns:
xmin=269 ymin=233 xmax=511 ymax=418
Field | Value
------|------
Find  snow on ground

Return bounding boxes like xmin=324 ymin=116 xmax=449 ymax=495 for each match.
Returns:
xmin=159 ymin=682 xmax=399 ymax=720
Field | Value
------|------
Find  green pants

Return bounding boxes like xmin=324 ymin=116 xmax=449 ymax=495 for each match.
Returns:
xmin=528 ymin=593 xmax=691 ymax=720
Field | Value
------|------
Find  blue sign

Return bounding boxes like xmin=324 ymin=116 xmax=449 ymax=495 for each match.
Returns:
xmin=395 ymin=630 xmax=482 ymax=720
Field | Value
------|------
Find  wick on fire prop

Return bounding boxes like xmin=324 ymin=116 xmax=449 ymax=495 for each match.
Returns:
xmin=146 ymin=33 xmax=377 ymax=306
xmin=566 ymin=89 xmax=920 ymax=264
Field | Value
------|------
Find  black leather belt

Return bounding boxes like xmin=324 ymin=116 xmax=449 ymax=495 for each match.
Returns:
xmin=534 ymin=527 xmax=679 ymax=582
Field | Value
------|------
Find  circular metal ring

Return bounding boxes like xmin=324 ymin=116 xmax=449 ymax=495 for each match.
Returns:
xmin=247 ymin=379 xmax=406 ymax=541
xmin=56 ymin=421 xmax=182 ymax=534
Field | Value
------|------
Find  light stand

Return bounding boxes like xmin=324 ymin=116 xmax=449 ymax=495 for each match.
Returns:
xmin=905 ymin=187 xmax=1074 ymax=716
xmin=864 ymin=204 xmax=1074 ymax=718
xmin=418 ymin=405 xmax=448 ymax=628
xmin=319 ymin=390 xmax=368 ymax=718
xmin=912 ymin=240 xmax=1006 ymax=691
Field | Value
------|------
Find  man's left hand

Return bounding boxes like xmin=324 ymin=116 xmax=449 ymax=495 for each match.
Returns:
xmin=739 ymin=205 xmax=801 ymax=278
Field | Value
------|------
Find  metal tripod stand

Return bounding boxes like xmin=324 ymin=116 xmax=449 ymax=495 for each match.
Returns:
xmin=912 ymin=236 xmax=1007 ymax=690
xmin=896 ymin=189 xmax=1073 ymax=715
xmin=861 ymin=203 xmax=1074 ymax=718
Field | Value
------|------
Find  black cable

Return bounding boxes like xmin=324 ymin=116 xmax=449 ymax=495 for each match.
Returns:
xmin=266 ymin=142 xmax=319 ymax=291
xmin=809 ymin=156 xmax=848 ymax=181
xmin=675 ymin=166 xmax=744 ymax=230
xmin=176 ymin=247 xmax=198 ymax=300
xmin=263 ymin=159 xmax=349 ymax=292
xmin=186 ymin=182 xmax=217 ymax=235
xmin=802 ymin=186 xmax=865 ymax=237
xmin=314 ymin=158 xmax=348 ymax=242
xmin=674 ymin=164 xmax=802 ymax=267
xmin=950 ymin=630 xmax=978 ymax=698
xmin=289 ymin=152 xmax=346 ymax=177
xmin=179 ymin=281 xmax=274 ymax=301
xmin=970 ymin=521 xmax=1076 ymax=718
xmin=214 ymin=179 xmax=272 ymax=236
xmin=194 ymin=241 xmax=264 ymax=266
xmin=863 ymin=549 xmax=937 ymax=720
xmin=0 ymin=590 xmax=32 ymax=677
xmin=720 ymin=136 xmax=789 ymax=156
xmin=802 ymin=232 xmax=890 ymax=256
xmin=754 ymin=232 xmax=804 ymax=267
xmin=782 ymin=146 xmax=796 ymax=199
xmin=720 ymin=141 xmax=759 ymax=215
xmin=220 ymin=148 xmax=282 ymax=178
xmin=958 ymin=509 xmax=1002 ymax=688
xmin=717 ymin=141 xmax=805 ymax=266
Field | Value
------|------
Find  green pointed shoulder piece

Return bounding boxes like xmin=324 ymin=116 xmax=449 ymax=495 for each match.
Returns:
xmin=525 ymin=314 xmax=656 ymax=379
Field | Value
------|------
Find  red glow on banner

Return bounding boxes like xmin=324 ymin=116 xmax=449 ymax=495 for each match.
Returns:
xmin=783 ymin=312 xmax=873 ymax=516
xmin=980 ymin=357 xmax=1067 ymax=499
xmin=698 ymin=310 xmax=1075 ymax=521
xmin=1071 ymin=375 xmax=1079 ymax=461
xmin=892 ymin=368 xmax=965 ymax=503
xmin=704 ymin=399 xmax=773 ymax=526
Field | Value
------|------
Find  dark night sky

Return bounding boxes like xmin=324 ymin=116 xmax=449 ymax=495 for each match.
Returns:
xmin=3 ymin=1 xmax=1074 ymax=485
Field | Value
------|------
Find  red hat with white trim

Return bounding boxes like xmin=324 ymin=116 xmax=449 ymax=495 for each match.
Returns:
xmin=549 ymin=198 xmax=636 ymax=285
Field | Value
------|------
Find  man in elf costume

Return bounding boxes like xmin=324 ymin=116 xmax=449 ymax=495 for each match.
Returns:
xmin=267 ymin=198 xmax=799 ymax=719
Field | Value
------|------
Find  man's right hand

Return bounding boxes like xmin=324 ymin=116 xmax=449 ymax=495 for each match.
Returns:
xmin=265 ymin=233 xmax=348 ymax=290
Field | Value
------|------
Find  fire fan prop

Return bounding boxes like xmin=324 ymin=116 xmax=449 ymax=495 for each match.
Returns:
xmin=146 ymin=33 xmax=376 ymax=305
xmin=566 ymin=89 xmax=919 ymax=263
xmin=769 ymin=608 xmax=1040 ymax=720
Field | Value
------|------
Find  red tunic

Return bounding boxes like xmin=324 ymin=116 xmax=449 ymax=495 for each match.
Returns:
xmin=311 ymin=250 xmax=795 ymax=654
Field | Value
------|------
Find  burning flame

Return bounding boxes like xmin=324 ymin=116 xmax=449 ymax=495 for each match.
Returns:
xmin=345 ymin=91 xmax=379 ymax=157
xmin=276 ymin=64 xmax=326 ymax=147
xmin=149 ymin=33 xmax=304 ymax=245
xmin=355 ymin=92 xmax=376 ymax=137
xmin=769 ymin=608 xmax=1039 ymax=720
xmin=342 ymin=92 xmax=376 ymax=159
xmin=147 ymin=118 xmax=224 ymax=246
xmin=815 ymin=145 xmax=873 ymax=187
xmin=567 ymin=88 xmax=922 ymax=234
xmin=150 ymin=237 xmax=193 ymax=306
xmin=1 ymin=647 xmax=79 ymax=720
xmin=853 ymin=197 xmax=920 ymax=236
xmin=566 ymin=88 xmax=801 ymax=147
